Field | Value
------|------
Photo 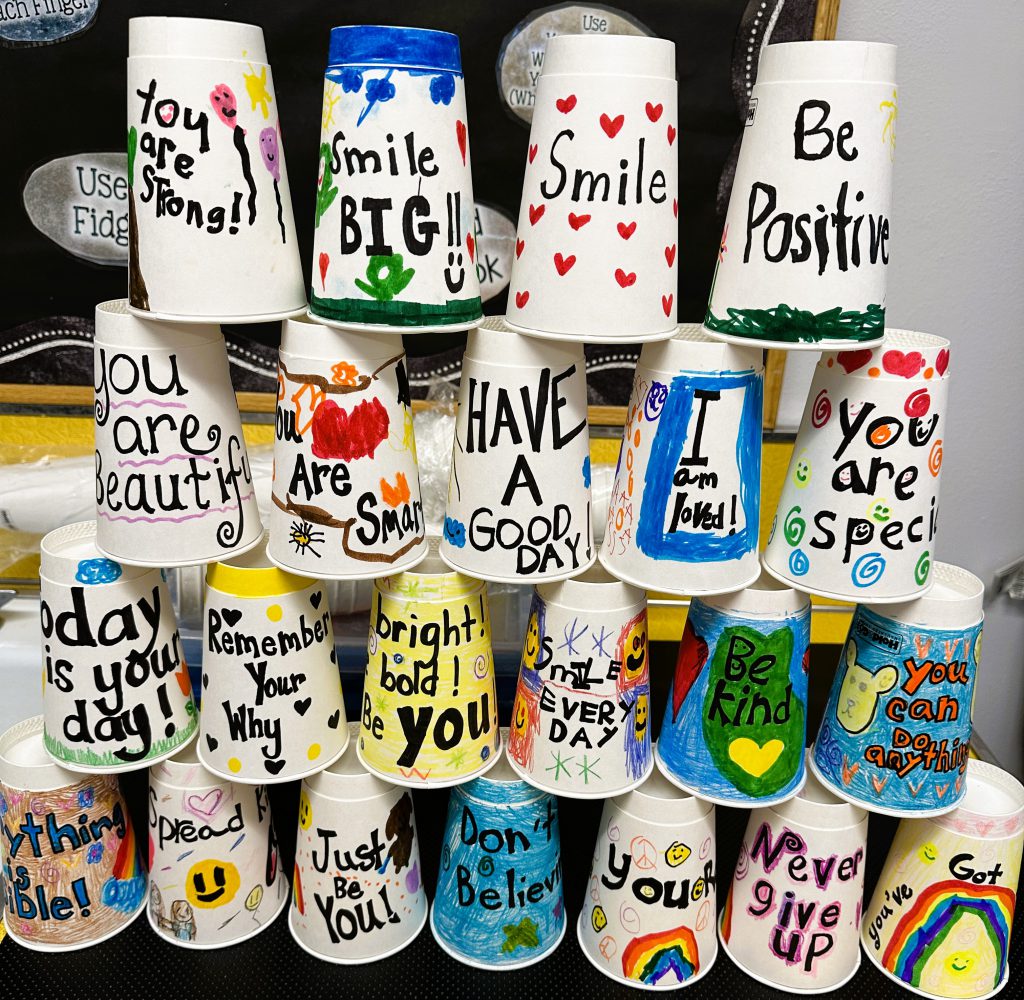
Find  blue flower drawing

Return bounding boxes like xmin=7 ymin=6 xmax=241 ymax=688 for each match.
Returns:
xmin=77 ymin=787 xmax=95 ymax=808
xmin=0 ymin=792 xmax=7 ymax=816
xmin=582 ymin=456 xmax=592 ymax=489
xmin=87 ymin=843 xmax=104 ymax=864
xmin=429 ymin=73 xmax=456 ymax=105
xmin=75 ymin=558 xmax=122 ymax=585
xmin=365 ymin=75 xmax=396 ymax=104
xmin=444 ymin=517 xmax=467 ymax=548
xmin=339 ymin=67 xmax=364 ymax=93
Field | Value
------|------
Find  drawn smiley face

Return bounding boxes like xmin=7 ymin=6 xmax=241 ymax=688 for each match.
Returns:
xmin=185 ymin=859 xmax=240 ymax=909
xmin=624 ymin=618 xmax=648 ymax=681
xmin=945 ymin=951 xmax=978 ymax=976
xmin=591 ymin=905 xmax=607 ymax=932
xmin=868 ymin=498 xmax=892 ymax=523
xmin=298 ymin=789 xmax=313 ymax=831
xmin=512 ymin=690 xmax=531 ymax=739
xmin=633 ymin=693 xmax=649 ymax=740
xmin=522 ymin=610 xmax=541 ymax=671
xmin=918 ymin=842 xmax=939 ymax=865
xmin=209 ymin=84 xmax=238 ymax=127
xmin=793 ymin=454 xmax=811 ymax=488
xmin=665 ymin=841 xmax=691 ymax=868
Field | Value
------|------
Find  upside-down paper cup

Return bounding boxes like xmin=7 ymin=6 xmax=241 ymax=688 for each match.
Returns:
xmin=812 ymin=563 xmax=983 ymax=817
xmin=358 ymin=543 xmax=499 ymax=787
xmin=704 ymin=41 xmax=896 ymax=350
xmin=602 ymin=326 xmax=763 ymax=595
xmin=40 ymin=521 xmax=197 ymax=772
xmin=268 ymin=317 xmax=427 ymax=579
xmin=720 ymin=758 xmax=868 ymax=993
xmin=440 ymin=317 xmax=593 ymax=583
xmin=148 ymin=742 xmax=287 ymax=948
xmin=290 ymin=723 xmax=428 ymax=963
xmin=656 ymin=573 xmax=810 ymax=807
xmin=764 ymin=330 xmax=949 ymax=602
xmin=862 ymin=760 xmax=1024 ymax=999
xmin=94 ymin=300 xmax=264 ymax=568
xmin=578 ymin=768 xmax=718 ymax=990
xmin=309 ymin=25 xmax=482 ymax=332
xmin=505 ymin=34 xmax=678 ymax=342
xmin=199 ymin=536 xmax=348 ymax=784
xmin=506 ymin=566 xmax=652 ymax=798
xmin=0 ymin=717 xmax=147 ymax=951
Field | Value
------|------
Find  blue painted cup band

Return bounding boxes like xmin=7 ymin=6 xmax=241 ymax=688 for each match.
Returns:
xmin=328 ymin=25 xmax=462 ymax=74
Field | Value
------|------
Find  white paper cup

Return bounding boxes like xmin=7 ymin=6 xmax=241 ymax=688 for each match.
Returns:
xmin=601 ymin=325 xmax=763 ymax=595
xmin=198 ymin=535 xmax=348 ymax=784
xmin=94 ymin=300 xmax=264 ymax=567
xmin=577 ymin=767 xmax=718 ymax=989
xmin=505 ymin=34 xmax=678 ymax=342
xmin=430 ymin=745 xmax=565 ymax=970
xmin=0 ymin=717 xmax=148 ymax=951
xmin=812 ymin=562 xmax=983 ymax=817
xmin=126 ymin=17 xmax=305 ymax=321
xmin=656 ymin=573 xmax=811 ymax=806
xmin=764 ymin=330 xmax=949 ymax=602
xmin=440 ymin=317 xmax=594 ymax=583
xmin=720 ymin=758 xmax=868 ymax=993
xmin=358 ymin=542 xmax=500 ymax=787
xmin=289 ymin=723 xmax=428 ymax=963
xmin=861 ymin=760 xmax=1024 ymax=999
xmin=704 ymin=41 xmax=896 ymax=350
xmin=40 ymin=521 xmax=197 ymax=772
xmin=267 ymin=316 xmax=427 ymax=579
xmin=147 ymin=741 xmax=288 ymax=948
xmin=309 ymin=25 xmax=482 ymax=332
xmin=506 ymin=565 xmax=652 ymax=798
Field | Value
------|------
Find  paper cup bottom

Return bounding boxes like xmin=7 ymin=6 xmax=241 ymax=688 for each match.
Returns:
xmin=860 ymin=935 xmax=1010 ymax=1000
xmin=355 ymin=735 xmax=501 ymax=790
xmin=503 ymin=317 xmax=678 ymax=345
xmin=719 ymin=914 xmax=860 ymax=995
xmin=148 ymin=884 xmax=287 ymax=951
xmin=577 ymin=911 xmax=718 ymax=991
xmin=654 ymin=743 xmax=807 ymax=809
xmin=760 ymin=557 xmax=935 ymax=605
xmin=46 ymin=721 xmax=199 ymax=775
xmin=129 ymin=304 xmax=309 ymax=325
xmin=288 ymin=899 xmax=427 ymax=965
xmin=265 ymin=544 xmax=428 ymax=582
xmin=702 ymin=326 xmax=885 ymax=353
xmin=198 ymin=728 xmax=350 ymax=786
xmin=807 ymin=747 xmax=961 ymax=819
xmin=307 ymin=308 xmax=484 ymax=336
xmin=94 ymin=528 xmax=265 ymax=571
xmin=599 ymin=551 xmax=763 ymax=599
xmin=505 ymin=748 xmax=654 ymax=801
xmin=439 ymin=546 xmax=597 ymax=586
xmin=429 ymin=904 xmax=566 ymax=971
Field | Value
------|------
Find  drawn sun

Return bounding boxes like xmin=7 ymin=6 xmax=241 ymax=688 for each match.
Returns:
xmin=288 ymin=520 xmax=324 ymax=557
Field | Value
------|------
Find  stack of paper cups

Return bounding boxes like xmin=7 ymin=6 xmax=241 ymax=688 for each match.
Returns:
xmin=812 ymin=562 xmax=984 ymax=816
xmin=148 ymin=741 xmax=288 ymax=948
xmin=289 ymin=724 xmax=428 ymax=963
xmin=578 ymin=767 xmax=718 ymax=989
xmin=720 ymin=756 xmax=868 ymax=993
xmin=862 ymin=759 xmax=1024 ymax=999
xmin=601 ymin=326 xmax=764 ymax=595
xmin=506 ymin=565 xmax=653 ymax=797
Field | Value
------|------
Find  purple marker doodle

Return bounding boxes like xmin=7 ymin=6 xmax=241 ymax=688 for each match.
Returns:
xmin=259 ymin=126 xmax=286 ymax=244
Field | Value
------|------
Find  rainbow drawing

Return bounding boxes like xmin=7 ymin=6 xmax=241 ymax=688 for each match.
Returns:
xmin=720 ymin=886 xmax=734 ymax=942
xmin=621 ymin=925 xmax=700 ymax=986
xmin=882 ymin=879 xmax=1015 ymax=990
xmin=102 ymin=819 xmax=147 ymax=913
xmin=293 ymin=863 xmax=305 ymax=914
xmin=111 ymin=819 xmax=142 ymax=881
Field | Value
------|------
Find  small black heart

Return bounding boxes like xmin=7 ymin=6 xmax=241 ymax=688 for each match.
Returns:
xmin=221 ymin=608 xmax=243 ymax=627
xmin=310 ymin=590 xmax=323 ymax=609
xmin=327 ymin=710 xmax=341 ymax=730
xmin=329 ymin=648 xmax=337 ymax=664
xmin=294 ymin=698 xmax=311 ymax=716
xmin=202 ymin=673 xmax=209 ymax=689
xmin=264 ymin=759 xmax=286 ymax=775
xmin=205 ymin=734 xmax=218 ymax=751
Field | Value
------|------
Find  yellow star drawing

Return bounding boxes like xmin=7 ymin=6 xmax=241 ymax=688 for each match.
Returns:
xmin=244 ymin=64 xmax=273 ymax=119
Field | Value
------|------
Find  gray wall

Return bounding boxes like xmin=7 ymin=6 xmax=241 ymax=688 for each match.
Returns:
xmin=837 ymin=0 xmax=1024 ymax=774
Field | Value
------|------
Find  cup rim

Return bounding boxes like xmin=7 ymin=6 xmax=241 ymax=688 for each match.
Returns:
xmin=0 ymin=716 xmax=79 ymax=792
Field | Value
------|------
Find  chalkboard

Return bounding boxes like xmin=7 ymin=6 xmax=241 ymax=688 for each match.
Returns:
xmin=0 ymin=0 xmax=822 ymax=408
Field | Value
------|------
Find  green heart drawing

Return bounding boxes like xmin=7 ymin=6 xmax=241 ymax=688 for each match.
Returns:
xmin=354 ymin=254 xmax=416 ymax=302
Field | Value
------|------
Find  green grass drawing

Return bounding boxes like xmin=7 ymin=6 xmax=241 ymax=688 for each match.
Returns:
xmin=44 ymin=716 xmax=197 ymax=768
xmin=704 ymin=302 xmax=884 ymax=343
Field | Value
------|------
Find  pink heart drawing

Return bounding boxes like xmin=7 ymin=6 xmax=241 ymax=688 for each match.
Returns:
xmin=186 ymin=788 xmax=225 ymax=819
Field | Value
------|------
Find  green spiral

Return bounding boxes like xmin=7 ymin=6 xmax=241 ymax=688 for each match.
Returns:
xmin=784 ymin=506 xmax=806 ymax=546
xmin=915 ymin=550 xmax=931 ymax=587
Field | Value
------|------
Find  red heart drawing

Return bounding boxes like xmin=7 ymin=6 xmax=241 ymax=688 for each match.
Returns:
xmin=159 ymin=104 xmax=175 ymax=124
xmin=466 ymin=233 xmax=475 ymax=262
xmin=667 ymin=124 xmax=677 ymax=145
xmin=617 ymin=221 xmax=637 ymax=240
xmin=312 ymin=398 xmax=389 ymax=461
xmin=555 ymin=94 xmax=577 ymax=114
xmin=528 ymin=143 xmax=537 ymax=163
xmin=883 ymin=349 xmax=925 ymax=378
xmin=664 ymin=244 xmax=677 ymax=267
xmin=515 ymin=290 xmax=530 ymax=309
xmin=528 ymin=203 xmax=545 ymax=226
xmin=318 ymin=252 xmax=329 ymax=288
xmin=645 ymin=101 xmax=663 ymax=122
xmin=568 ymin=212 xmax=591 ymax=230
xmin=455 ymin=120 xmax=467 ymax=163
xmin=935 ymin=348 xmax=950 ymax=375
xmin=515 ymin=239 xmax=525 ymax=258
xmin=553 ymin=252 xmax=576 ymax=276
xmin=600 ymin=113 xmax=625 ymax=138
xmin=837 ymin=349 xmax=873 ymax=374
xmin=671 ymin=618 xmax=708 ymax=720
xmin=662 ymin=294 xmax=673 ymax=317
xmin=614 ymin=269 xmax=636 ymax=288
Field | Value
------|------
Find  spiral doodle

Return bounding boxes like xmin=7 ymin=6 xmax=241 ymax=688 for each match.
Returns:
xmin=915 ymin=550 xmax=931 ymax=587
xmin=789 ymin=549 xmax=810 ymax=577
xmin=620 ymin=904 xmax=641 ymax=934
xmin=904 ymin=388 xmax=931 ymax=418
xmin=811 ymin=389 xmax=832 ymax=428
xmin=696 ymin=900 xmax=711 ymax=931
xmin=929 ymin=438 xmax=943 ymax=477
xmin=783 ymin=506 xmax=806 ymax=546
xmin=644 ymin=381 xmax=668 ymax=421
xmin=852 ymin=552 xmax=886 ymax=588
xmin=478 ymin=856 xmax=495 ymax=877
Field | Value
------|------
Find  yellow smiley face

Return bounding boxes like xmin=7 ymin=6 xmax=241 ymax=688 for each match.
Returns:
xmin=522 ymin=610 xmax=541 ymax=671
xmin=298 ymin=789 xmax=313 ymax=831
xmin=918 ymin=842 xmax=938 ymax=865
xmin=624 ymin=617 xmax=648 ymax=681
xmin=945 ymin=951 xmax=978 ymax=975
xmin=185 ymin=859 xmax=240 ymax=909
xmin=512 ymin=689 xmax=530 ymax=739
xmin=665 ymin=841 xmax=691 ymax=868
xmin=591 ymin=905 xmax=607 ymax=932
xmin=634 ymin=693 xmax=649 ymax=739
